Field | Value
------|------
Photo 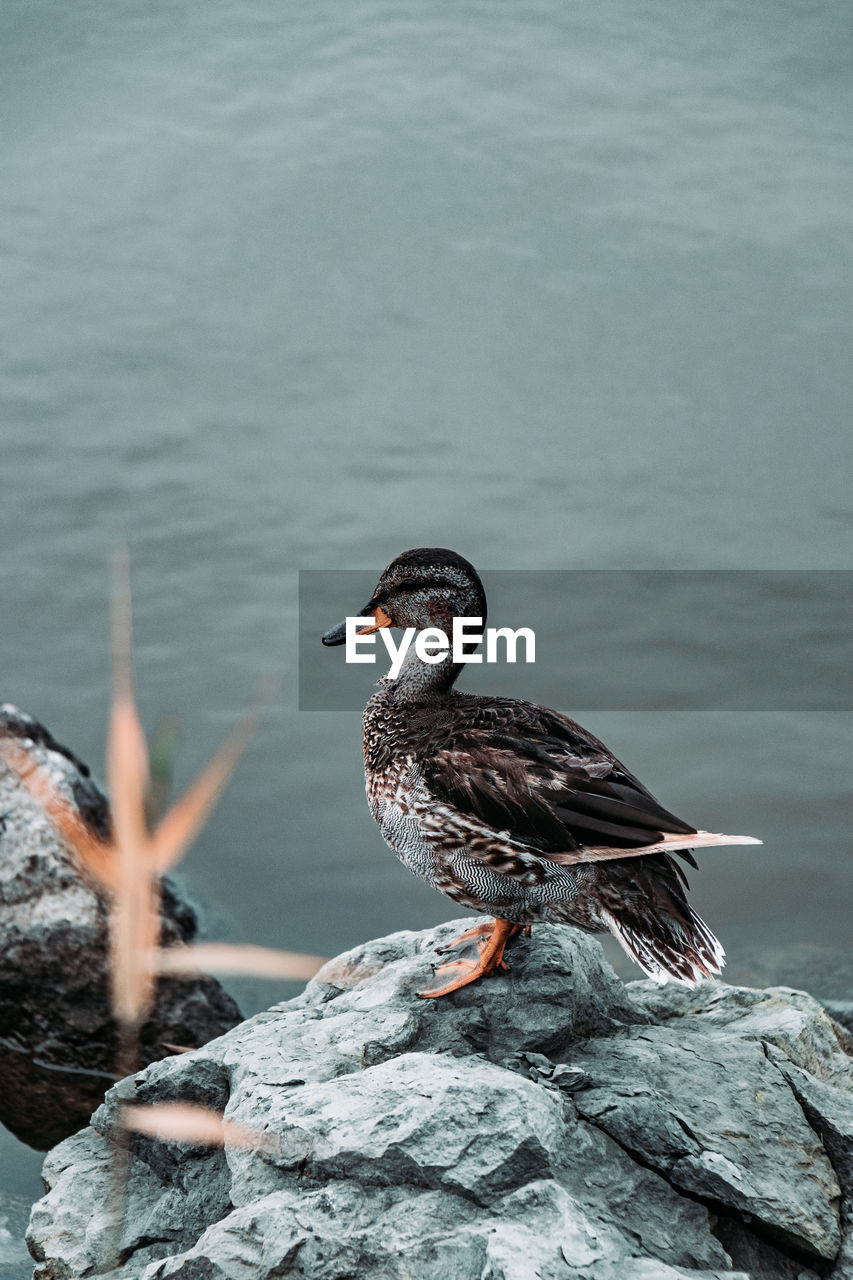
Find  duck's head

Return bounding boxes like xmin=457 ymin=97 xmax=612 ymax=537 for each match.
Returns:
xmin=322 ymin=547 xmax=486 ymax=646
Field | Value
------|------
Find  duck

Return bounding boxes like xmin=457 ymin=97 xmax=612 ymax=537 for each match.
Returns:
xmin=322 ymin=547 xmax=761 ymax=999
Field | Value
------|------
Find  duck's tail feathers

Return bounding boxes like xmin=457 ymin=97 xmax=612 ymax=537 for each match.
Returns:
xmin=601 ymin=904 xmax=725 ymax=987
xmin=550 ymin=831 xmax=761 ymax=868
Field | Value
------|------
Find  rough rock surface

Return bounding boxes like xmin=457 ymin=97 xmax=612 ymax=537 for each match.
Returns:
xmin=0 ymin=704 xmax=242 ymax=1149
xmin=724 ymin=945 xmax=853 ymax=1038
xmin=27 ymin=919 xmax=853 ymax=1280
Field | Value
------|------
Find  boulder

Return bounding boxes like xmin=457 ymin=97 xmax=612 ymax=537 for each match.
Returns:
xmin=26 ymin=917 xmax=853 ymax=1280
xmin=0 ymin=704 xmax=242 ymax=1150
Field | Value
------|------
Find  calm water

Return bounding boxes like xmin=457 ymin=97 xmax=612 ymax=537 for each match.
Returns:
xmin=1 ymin=0 xmax=851 ymax=1240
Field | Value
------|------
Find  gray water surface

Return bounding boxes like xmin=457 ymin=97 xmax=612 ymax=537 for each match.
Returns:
xmin=1 ymin=0 xmax=851 ymax=1226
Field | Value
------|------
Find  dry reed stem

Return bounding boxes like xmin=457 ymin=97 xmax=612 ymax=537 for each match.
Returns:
xmin=0 ymin=549 xmax=325 ymax=1267
xmin=151 ymin=942 xmax=327 ymax=981
xmin=151 ymin=678 xmax=277 ymax=873
xmin=0 ymin=738 xmax=117 ymax=890
xmin=123 ymin=1102 xmax=277 ymax=1152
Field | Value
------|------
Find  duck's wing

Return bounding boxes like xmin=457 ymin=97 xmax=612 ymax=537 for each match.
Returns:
xmin=414 ymin=697 xmax=760 ymax=867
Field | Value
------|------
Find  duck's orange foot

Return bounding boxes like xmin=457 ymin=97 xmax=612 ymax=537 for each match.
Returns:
xmin=434 ymin=921 xmax=496 ymax=955
xmin=434 ymin=921 xmax=532 ymax=957
xmin=417 ymin=919 xmax=524 ymax=999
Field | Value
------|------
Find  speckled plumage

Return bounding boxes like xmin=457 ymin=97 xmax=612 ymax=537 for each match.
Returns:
xmin=324 ymin=548 xmax=760 ymax=990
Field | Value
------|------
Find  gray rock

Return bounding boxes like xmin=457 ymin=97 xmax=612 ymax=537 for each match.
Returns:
xmin=0 ymin=704 xmax=242 ymax=1150
xmin=768 ymin=1044 xmax=853 ymax=1280
xmin=724 ymin=945 xmax=853 ymax=1035
xmin=26 ymin=919 xmax=853 ymax=1279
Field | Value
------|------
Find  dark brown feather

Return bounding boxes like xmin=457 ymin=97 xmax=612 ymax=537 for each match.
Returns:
xmin=417 ymin=693 xmax=697 ymax=859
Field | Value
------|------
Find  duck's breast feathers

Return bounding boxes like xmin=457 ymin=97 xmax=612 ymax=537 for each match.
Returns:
xmin=408 ymin=695 xmax=697 ymax=860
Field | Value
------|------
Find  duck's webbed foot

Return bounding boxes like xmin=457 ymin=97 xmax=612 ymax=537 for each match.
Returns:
xmin=417 ymin=918 xmax=525 ymax=998
xmin=434 ymin=921 xmax=496 ymax=954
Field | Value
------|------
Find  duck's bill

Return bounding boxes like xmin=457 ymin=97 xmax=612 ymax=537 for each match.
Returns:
xmin=322 ymin=603 xmax=393 ymax=647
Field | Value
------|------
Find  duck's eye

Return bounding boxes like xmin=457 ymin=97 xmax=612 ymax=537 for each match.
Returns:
xmin=398 ymin=578 xmax=420 ymax=592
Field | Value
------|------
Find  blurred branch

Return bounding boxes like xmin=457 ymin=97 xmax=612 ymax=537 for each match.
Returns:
xmin=151 ymin=942 xmax=327 ymax=981
xmin=0 ymin=551 xmax=311 ymax=1265
xmin=123 ymin=1102 xmax=278 ymax=1153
